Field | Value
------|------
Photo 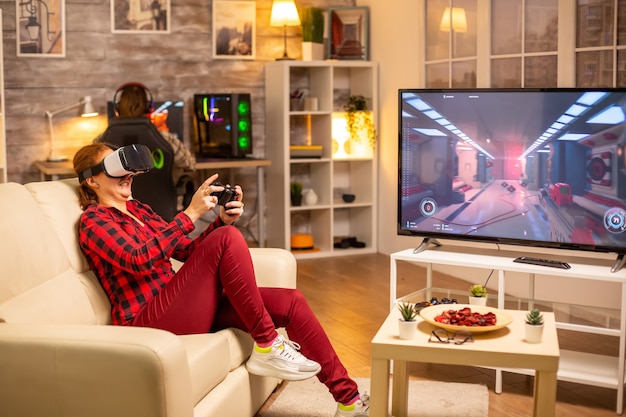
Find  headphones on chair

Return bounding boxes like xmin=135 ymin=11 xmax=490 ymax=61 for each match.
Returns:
xmin=113 ymin=82 xmax=154 ymax=116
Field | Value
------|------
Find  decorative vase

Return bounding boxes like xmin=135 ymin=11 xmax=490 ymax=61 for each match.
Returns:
xmin=525 ymin=323 xmax=544 ymax=343
xmin=398 ymin=319 xmax=417 ymax=340
xmin=468 ymin=296 xmax=487 ymax=306
xmin=302 ymin=42 xmax=324 ymax=61
xmin=302 ymin=188 xmax=318 ymax=205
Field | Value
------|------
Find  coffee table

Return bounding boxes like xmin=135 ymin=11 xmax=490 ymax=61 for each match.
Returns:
xmin=370 ymin=309 xmax=560 ymax=417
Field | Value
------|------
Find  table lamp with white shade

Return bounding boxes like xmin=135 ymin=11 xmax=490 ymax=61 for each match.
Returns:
xmin=45 ymin=96 xmax=98 ymax=162
xmin=270 ymin=0 xmax=301 ymax=60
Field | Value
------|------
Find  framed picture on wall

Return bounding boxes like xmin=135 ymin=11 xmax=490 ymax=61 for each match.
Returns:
xmin=111 ymin=0 xmax=171 ymax=33
xmin=327 ymin=6 xmax=369 ymax=61
xmin=212 ymin=1 xmax=255 ymax=60
xmin=16 ymin=0 xmax=66 ymax=57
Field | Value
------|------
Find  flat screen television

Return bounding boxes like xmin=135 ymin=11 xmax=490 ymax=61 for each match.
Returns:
xmin=398 ymin=88 xmax=626 ymax=271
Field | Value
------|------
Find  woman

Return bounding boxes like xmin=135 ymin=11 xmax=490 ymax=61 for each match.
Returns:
xmin=73 ymin=143 xmax=369 ymax=417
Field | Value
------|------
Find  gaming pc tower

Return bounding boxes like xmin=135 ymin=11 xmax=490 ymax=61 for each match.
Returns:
xmin=193 ymin=93 xmax=253 ymax=158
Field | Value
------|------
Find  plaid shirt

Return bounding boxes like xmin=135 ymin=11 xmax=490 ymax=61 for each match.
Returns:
xmin=78 ymin=200 xmax=223 ymax=325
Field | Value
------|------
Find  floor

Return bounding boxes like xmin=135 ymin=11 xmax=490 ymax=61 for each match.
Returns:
xmin=257 ymin=252 xmax=624 ymax=417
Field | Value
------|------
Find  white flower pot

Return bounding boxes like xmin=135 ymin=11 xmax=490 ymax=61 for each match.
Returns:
xmin=468 ymin=296 xmax=487 ymax=306
xmin=398 ymin=319 xmax=417 ymax=340
xmin=525 ymin=323 xmax=544 ymax=343
xmin=302 ymin=42 xmax=324 ymax=61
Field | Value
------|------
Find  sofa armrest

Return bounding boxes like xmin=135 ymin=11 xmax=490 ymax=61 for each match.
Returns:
xmin=249 ymin=248 xmax=297 ymax=289
xmin=0 ymin=323 xmax=194 ymax=417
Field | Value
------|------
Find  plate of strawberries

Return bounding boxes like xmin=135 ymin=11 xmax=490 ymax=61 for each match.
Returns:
xmin=419 ymin=304 xmax=513 ymax=333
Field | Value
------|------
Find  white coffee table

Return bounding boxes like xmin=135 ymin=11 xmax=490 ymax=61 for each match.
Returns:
xmin=370 ymin=309 xmax=560 ymax=417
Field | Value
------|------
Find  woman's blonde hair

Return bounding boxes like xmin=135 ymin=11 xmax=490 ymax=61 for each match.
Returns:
xmin=73 ymin=143 xmax=110 ymax=210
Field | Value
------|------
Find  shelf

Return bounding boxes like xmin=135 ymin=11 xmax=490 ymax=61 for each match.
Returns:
xmin=265 ymin=61 xmax=378 ymax=258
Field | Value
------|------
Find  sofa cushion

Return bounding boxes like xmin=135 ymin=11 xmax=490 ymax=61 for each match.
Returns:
xmin=0 ymin=183 xmax=73 ymax=305
xmin=180 ymin=332 xmax=231 ymax=405
xmin=25 ymin=179 xmax=88 ymax=273
xmin=179 ymin=328 xmax=256 ymax=406
xmin=0 ymin=270 xmax=98 ymax=325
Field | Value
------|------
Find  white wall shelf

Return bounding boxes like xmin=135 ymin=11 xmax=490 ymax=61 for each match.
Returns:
xmin=265 ymin=61 xmax=378 ymax=258
xmin=389 ymin=247 xmax=626 ymax=415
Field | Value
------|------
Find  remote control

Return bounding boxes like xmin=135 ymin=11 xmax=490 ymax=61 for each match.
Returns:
xmin=513 ymin=256 xmax=571 ymax=269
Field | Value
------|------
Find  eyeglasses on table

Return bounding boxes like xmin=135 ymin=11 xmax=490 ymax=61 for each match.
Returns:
xmin=428 ymin=329 xmax=474 ymax=345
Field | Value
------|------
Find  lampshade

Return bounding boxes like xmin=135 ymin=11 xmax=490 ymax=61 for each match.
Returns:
xmin=440 ymin=7 xmax=467 ymax=33
xmin=270 ymin=0 xmax=301 ymax=27
xmin=45 ymin=96 xmax=99 ymax=162
xmin=79 ymin=96 xmax=98 ymax=117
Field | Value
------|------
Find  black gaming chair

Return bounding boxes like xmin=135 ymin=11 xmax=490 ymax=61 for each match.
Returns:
xmin=96 ymin=117 xmax=178 ymax=221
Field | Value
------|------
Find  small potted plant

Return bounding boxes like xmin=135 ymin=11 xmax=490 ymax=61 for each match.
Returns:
xmin=525 ymin=308 xmax=544 ymax=343
xmin=300 ymin=7 xmax=324 ymax=60
xmin=290 ymin=181 xmax=303 ymax=206
xmin=343 ymin=95 xmax=376 ymax=151
xmin=468 ymin=284 xmax=488 ymax=306
xmin=397 ymin=302 xmax=418 ymax=340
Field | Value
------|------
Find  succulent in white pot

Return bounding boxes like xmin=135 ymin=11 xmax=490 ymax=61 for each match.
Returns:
xmin=468 ymin=284 xmax=488 ymax=306
xmin=397 ymin=302 xmax=418 ymax=340
xmin=525 ymin=308 xmax=544 ymax=343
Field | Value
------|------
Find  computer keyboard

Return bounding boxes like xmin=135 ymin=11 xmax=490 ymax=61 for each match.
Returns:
xmin=513 ymin=256 xmax=571 ymax=269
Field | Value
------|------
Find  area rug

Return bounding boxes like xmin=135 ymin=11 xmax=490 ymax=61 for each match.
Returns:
xmin=262 ymin=377 xmax=488 ymax=417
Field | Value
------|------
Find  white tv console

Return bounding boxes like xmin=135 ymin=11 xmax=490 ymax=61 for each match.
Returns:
xmin=389 ymin=247 xmax=626 ymax=414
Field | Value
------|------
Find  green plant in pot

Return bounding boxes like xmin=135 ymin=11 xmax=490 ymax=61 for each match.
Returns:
xmin=290 ymin=181 xmax=303 ymax=206
xmin=300 ymin=7 xmax=324 ymax=60
xmin=525 ymin=308 xmax=544 ymax=343
xmin=468 ymin=284 xmax=487 ymax=306
xmin=397 ymin=302 xmax=418 ymax=340
xmin=343 ymin=95 xmax=376 ymax=150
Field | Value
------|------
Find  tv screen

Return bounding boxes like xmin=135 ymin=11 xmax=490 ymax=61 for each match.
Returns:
xmin=398 ymin=88 xmax=626 ymax=261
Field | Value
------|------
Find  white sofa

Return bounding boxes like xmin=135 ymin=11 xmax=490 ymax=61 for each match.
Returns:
xmin=0 ymin=178 xmax=296 ymax=417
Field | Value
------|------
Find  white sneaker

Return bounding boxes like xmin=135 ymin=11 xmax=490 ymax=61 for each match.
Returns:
xmin=245 ymin=335 xmax=321 ymax=381
xmin=335 ymin=393 xmax=370 ymax=416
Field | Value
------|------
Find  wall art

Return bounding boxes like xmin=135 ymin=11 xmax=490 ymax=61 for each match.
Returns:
xmin=111 ymin=0 xmax=171 ymax=33
xmin=16 ymin=0 xmax=65 ymax=57
xmin=328 ymin=6 xmax=369 ymax=61
xmin=213 ymin=1 xmax=256 ymax=60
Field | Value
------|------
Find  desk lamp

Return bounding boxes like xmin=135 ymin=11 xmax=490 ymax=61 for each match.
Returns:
xmin=270 ymin=0 xmax=301 ymax=60
xmin=45 ymin=96 xmax=98 ymax=162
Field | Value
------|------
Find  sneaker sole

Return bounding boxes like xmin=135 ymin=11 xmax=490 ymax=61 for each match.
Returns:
xmin=245 ymin=360 xmax=321 ymax=381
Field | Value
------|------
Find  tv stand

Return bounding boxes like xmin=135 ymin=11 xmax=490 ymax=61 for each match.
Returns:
xmin=612 ymin=253 xmax=626 ymax=273
xmin=413 ymin=237 xmax=442 ymax=254
xmin=389 ymin=247 xmax=626 ymax=414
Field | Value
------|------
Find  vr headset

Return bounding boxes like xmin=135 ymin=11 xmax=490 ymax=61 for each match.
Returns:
xmin=78 ymin=144 xmax=154 ymax=183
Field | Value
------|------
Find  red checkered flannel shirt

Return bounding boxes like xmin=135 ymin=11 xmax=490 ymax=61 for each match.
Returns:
xmin=78 ymin=200 xmax=224 ymax=325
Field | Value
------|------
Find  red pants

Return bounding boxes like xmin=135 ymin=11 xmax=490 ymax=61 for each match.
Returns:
xmin=132 ymin=226 xmax=358 ymax=404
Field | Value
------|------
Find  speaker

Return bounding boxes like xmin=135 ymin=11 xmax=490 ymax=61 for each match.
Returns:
xmin=113 ymin=82 xmax=154 ymax=116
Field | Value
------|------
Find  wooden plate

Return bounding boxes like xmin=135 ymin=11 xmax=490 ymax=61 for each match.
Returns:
xmin=419 ymin=304 xmax=513 ymax=333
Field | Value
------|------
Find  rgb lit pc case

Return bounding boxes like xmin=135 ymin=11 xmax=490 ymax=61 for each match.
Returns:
xmin=193 ymin=94 xmax=253 ymax=158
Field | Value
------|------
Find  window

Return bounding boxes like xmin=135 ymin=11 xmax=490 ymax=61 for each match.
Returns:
xmin=491 ymin=0 xmax=558 ymax=88
xmin=576 ymin=0 xmax=626 ymax=87
xmin=425 ymin=0 xmax=477 ymax=88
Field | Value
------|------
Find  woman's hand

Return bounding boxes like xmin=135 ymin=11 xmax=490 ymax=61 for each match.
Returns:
xmin=219 ymin=184 xmax=244 ymax=225
xmin=182 ymin=174 xmax=222 ymax=223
